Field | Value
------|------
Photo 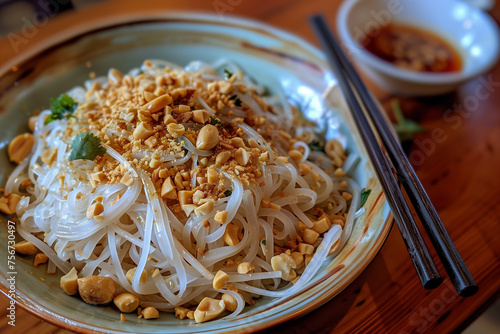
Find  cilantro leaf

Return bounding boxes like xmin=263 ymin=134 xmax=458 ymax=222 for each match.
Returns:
xmin=44 ymin=114 xmax=61 ymax=125
xmin=224 ymin=69 xmax=233 ymax=79
xmin=360 ymin=188 xmax=371 ymax=207
xmin=210 ymin=117 xmax=222 ymax=126
xmin=45 ymin=94 xmax=78 ymax=125
xmin=391 ymin=99 xmax=424 ymax=142
xmin=261 ymin=240 xmax=266 ymax=246
xmin=308 ymin=141 xmax=324 ymax=152
xmin=223 ymin=190 xmax=232 ymax=197
xmin=69 ymin=132 xmax=106 ymax=161
xmin=229 ymin=95 xmax=242 ymax=107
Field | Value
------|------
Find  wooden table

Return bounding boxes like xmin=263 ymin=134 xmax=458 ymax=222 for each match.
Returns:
xmin=1 ymin=0 xmax=499 ymax=333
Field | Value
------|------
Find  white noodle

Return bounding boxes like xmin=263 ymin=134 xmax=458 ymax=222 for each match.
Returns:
xmin=5 ymin=60 xmax=364 ymax=321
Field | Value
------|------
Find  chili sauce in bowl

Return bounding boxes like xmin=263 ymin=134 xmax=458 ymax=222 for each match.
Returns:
xmin=362 ymin=24 xmax=462 ymax=73
xmin=337 ymin=0 xmax=500 ymax=96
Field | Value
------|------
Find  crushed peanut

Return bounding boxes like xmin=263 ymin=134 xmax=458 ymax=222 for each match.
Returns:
xmin=113 ymin=293 xmax=140 ymax=313
xmin=142 ymin=306 xmax=160 ymax=319
xmin=214 ymin=210 xmax=228 ymax=225
xmin=13 ymin=240 xmax=38 ymax=255
xmin=4 ymin=60 xmax=360 ymax=325
xmin=77 ymin=276 xmax=116 ymax=305
xmin=8 ymin=133 xmax=34 ymax=164
xmin=213 ymin=270 xmax=230 ymax=289
xmin=34 ymin=252 xmax=49 ymax=267
xmin=237 ymin=262 xmax=255 ymax=274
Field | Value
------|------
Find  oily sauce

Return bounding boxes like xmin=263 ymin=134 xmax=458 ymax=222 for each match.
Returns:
xmin=362 ymin=24 xmax=462 ymax=73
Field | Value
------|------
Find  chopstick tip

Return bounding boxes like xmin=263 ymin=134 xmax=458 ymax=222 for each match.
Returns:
xmin=458 ymin=284 xmax=478 ymax=297
xmin=423 ymin=276 xmax=443 ymax=290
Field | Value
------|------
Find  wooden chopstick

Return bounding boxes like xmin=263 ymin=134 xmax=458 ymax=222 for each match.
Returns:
xmin=310 ymin=15 xmax=443 ymax=289
xmin=309 ymin=15 xmax=477 ymax=296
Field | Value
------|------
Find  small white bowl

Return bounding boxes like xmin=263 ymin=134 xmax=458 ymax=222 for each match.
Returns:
xmin=337 ymin=0 xmax=500 ymax=96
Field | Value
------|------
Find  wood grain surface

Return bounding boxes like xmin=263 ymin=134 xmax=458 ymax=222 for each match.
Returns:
xmin=0 ymin=0 xmax=499 ymax=333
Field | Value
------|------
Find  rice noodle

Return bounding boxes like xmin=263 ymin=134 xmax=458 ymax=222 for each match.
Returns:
xmin=6 ymin=59 xmax=363 ymax=321
xmin=177 ymin=136 xmax=211 ymax=156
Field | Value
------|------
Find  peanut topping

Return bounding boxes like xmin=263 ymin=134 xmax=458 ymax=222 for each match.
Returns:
xmin=28 ymin=116 xmax=38 ymax=132
xmin=133 ymin=122 xmax=153 ymax=140
xmin=143 ymin=94 xmax=172 ymax=112
xmin=120 ymin=173 xmax=134 ymax=186
xmin=194 ymin=200 xmax=214 ymax=216
xmin=86 ymin=202 xmax=104 ymax=219
xmin=160 ymin=177 xmax=177 ymax=199
xmin=175 ymin=306 xmax=190 ymax=320
xmin=194 ymin=297 xmax=226 ymax=323
xmin=108 ymin=68 xmax=123 ymax=86
xmin=234 ymin=148 xmax=250 ymax=165
xmin=0 ymin=193 xmax=22 ymax=215
xmin=215 ymin=151 xmax=231 ymax=167
xmin=288 ymin=149 xmax=303 ymax=163
xmin=178 ymin=104 xmax=191 ymax=113
xmin=192 ymin=109 xmax=210 ymax=124
xmin=167 ymin=123 xmax=186 ymax=138
xmin=126 ymin=267 xmax=147 ymax=284
xmin=342 ymin=191 xmax=353 ymax=200
xmin=178 ymin=190 xmax=193 ymax=207
xmin=113 ymin=293 xmax=140 ymax=313
xmin=312 ymin=218 xmax=331 ymax=234
xmin=221 ymin=293 xmax=239 ymax=312
xmin=214 ymin=210 xmax=228 ymax=225
xmin=8 ymin=133 xmax=34 ymax=164
xmin=13 ymin=240 xmax=38 ymax=255
xmin=298 ymin=242 xmax=314 ymax=255
xmin=223 ymin=222 xmax=240 ymax=246
xmin=60 ymin=267 xmax=79 ymax=295
xmin=77 ymin=276 xmax=116 ymax=305
xmin=196 ymin=124 xmax=219 ymax=150
xmin=142 ymin=306 xmax=160 ymax=319
xmin=41 ymin=147 xmax=58 ymax=166
xmin=302 ymin=228 xmax=320 ymax=244
xmin=212 ymin=270 xmax=230 ymax=289
xmin=271 ymin=253 xmax=297 ymax=281
xmin=325 ymin=138 xmax=346 ymax=167
xmin=137 ymin=109 xmax=152 ymax=122
xmin=237 ymin=262 xmax=255 ymax=274
xmin=143 ymin=91 xmax=157 ymax=102
xmin=207 ymin=165 xmax=219 ymax=184
xmin=163 ymin=114 xmax=176 ymax=125
xmin=299 ymin=163 xmax=312 ymax=175
xmin=291 ymin=252 xmax=304 ymax=269
xmin=34 ymin=253 xmax=49 ymax=267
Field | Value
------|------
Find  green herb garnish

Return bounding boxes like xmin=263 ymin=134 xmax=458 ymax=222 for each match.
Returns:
xmin=391 ymin=99 xmax=424 ymax=142
xmin=228 ymin=95 xmax=242 ymax=107
xmin=360 ymin=188 xmax=371 ymax=207
xmin=69 ymin=132 xmax=106 ymax=161
xmin=308 ymin=141 xmax=324 ymax=152
xmin=261 ymin=240 xmax=267 ymax=246
xmin=210 ymin=117 xmax=222 ymax=126
xmin=224 ymin=69 xmax=233 ymax=79
xmin=223 ymin=190 xmax=232 ymax=197
xmin=45 ymin=94 xmax=77 ymax=125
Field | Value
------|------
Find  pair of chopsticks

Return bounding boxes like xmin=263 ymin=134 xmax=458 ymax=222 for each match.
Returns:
xmin=310 ymin=15 xmax=477 ymax=296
